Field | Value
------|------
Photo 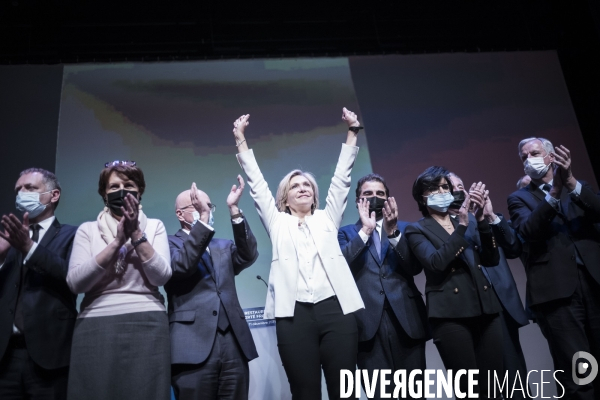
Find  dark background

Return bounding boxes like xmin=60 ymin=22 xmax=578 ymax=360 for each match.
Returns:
xmin=1 ymin=1 xmax=599 ymax=217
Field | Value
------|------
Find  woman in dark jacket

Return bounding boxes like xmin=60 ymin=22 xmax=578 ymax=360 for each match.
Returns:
xmin=405 ymin=166 xmax=502 ymax=399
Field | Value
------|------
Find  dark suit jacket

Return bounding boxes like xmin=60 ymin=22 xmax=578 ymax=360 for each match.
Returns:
xmin=338 ymin=220 xmax=429 ymax=342
xmin=165 ymin=219 xmax=259 ymax=365
xmin=485 ymin=214 xmax=529 ymax=327
xmin=507 ymin=181 xmax=600 ymax=306
xmin=405 ymin=216 xmax=501 ymax=319
xmin=0 ymin=218 xmax=77 ymax=369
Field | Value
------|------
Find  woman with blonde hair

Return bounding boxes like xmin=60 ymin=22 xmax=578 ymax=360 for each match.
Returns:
xmin=234 ymin=109 xmax=364 ymax=400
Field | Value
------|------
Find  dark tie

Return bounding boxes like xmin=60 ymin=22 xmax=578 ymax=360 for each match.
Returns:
xmin=371 ymin=228 xmax=381 ymax=261
xmin=202 ymin=251 xmax=230 ymax=332
xmin=30 ymin=223 xmax=41 ymax=243
xmin=14 ymin=224 xmax=41 ymax=332
xmin=542 ymin=184 xmax=552 ymax=192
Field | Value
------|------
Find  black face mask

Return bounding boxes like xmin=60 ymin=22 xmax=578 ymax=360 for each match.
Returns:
xmin=449 ymin=190 xmax=465 ymax=210
xmin=105 ymin=189 xmax=139 ymax=216
xmin=364 ymin=196 xmax=386 ymax=219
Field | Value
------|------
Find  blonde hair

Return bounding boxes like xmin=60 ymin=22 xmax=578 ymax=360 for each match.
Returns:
xmin=275 ymin=170 xmax=320 ymax=213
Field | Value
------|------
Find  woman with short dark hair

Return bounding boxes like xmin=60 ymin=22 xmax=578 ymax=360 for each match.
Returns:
xmin=66 ymin=161 xmax=171 ymax=400
xmin=405 ymin=166 xmax=503 ymax=399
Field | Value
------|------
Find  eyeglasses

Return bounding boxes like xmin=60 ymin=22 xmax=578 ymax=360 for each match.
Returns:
xmin=180 ymin=203 xmax=216 ymax=213
xmin=104 ymin=161 xmax=137 ymax=168
xmin=425 ymin=183 xmax=450 ymax=195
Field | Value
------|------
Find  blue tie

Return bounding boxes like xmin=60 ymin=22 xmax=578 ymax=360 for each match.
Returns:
xmin=372 ymin=229 xmax=381 ymax=261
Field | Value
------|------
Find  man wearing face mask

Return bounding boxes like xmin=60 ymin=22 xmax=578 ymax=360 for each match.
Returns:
xmin=448 ymin=172 xmax=531 ymax=399
xmin=508 ymin=137 xmax=600 ymax=399
xmin=338 ymin=173 xmax=429 ymax=399
xmin=165 ymin=177 xmax=259 ymax=400
xmin=0 ymin=168 xmax=77 ymax=399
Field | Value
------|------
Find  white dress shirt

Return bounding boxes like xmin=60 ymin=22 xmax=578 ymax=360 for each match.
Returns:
xmin=295 ymin=221 xmax=336 ymax=303
xmin=357 ymin=218 xmax=401 ymax=247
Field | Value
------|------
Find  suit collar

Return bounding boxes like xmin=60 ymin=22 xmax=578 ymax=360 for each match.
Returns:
xmin=355 ymin=219 xmax=389 ymax=266
xmin=527 ymin=182 xmax=547 ymax=203
xmin=422 ymin=215 xmax=452 ymax=242
xmin=37 ymin=218 xmax=61 ymax=249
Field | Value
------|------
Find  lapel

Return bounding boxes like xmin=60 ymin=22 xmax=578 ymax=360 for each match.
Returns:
xmin=177 ymin=229 xmax=216 ymax=283
xmin=207 ymin=241 xmax=219 ymax=284
xmin=422 ymin=215 xmax=450 ymax=244
xmin=527 ymin=183 xmax=547 ymax=204
xmin=38 ymin=218 xmax=61 ymax=249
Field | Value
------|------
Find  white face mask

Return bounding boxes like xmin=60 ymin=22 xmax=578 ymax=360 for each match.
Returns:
xmin=426 ymin=192 xmax=454 ymax=213
xmin=183 ymin=210 xmax=214 ymax=227
xmin=524 ymin=154 xmax=551 ymax=180
xmin=15 ymin=191 xmax=51 ymax=219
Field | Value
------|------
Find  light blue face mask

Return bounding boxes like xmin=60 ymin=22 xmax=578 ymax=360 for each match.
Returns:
xmin=15 ymin=191 xmax=52 ymax=219
xmin=426 ymin=192 xmax=454 ymax=213
xmin=184 ymin=210 xmax=214 ymax=227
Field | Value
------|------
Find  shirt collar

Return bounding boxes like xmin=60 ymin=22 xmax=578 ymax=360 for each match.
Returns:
xmin=34 ymin=215 xmax=55 ymax=231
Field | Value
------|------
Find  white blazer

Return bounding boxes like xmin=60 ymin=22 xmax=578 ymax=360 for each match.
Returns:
xmin=237 ymin=143 xmax=365 ymax=319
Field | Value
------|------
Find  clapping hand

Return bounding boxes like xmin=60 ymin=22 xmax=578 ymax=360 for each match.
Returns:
xmin=227 ymin=175 xmax=245 ymax=215
xmin=553 ymin=145 xmax=576 ymax=191
xmin=191 ymin=183 xmax=211 ymax=224
xmin=469 ymin=182 xmax=487 ymax=222
xmin=0 ymin=213 xmax=33 ymax=255
xmin=358 ymin=198 xmax=376 ymax=237
xmin=382 ymin=197 xmax=399 ymax=236
xmin=120 ymin=193 xmax=141 ymax=240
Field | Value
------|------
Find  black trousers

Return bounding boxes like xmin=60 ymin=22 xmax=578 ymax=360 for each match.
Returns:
xmin=0 ymin=337 xmax=68 ymax=400
xmin=172 ymin=329 xmax=249 ymax=400
xmin=533 ymin=266 xmax=600 ymax=400
xmin=276 ymin=297 xmax=358 ymax=400
xmin=499 ymin=309 xmax=531 ymax=399
xmin=358 ymin=307 xmax=426 ymax=400
xmin=430 ymin=313 xmax=503 ymax=400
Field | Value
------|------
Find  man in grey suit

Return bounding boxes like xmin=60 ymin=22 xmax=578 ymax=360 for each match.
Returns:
xmin=165 ymin=176 xmax=259 ymax=400
xmin=338 ymin=173 xmax=429 ymax=399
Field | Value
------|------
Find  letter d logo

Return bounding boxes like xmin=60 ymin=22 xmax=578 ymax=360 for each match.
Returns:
xmin=572 ymin=351 xmax=598 ymax=386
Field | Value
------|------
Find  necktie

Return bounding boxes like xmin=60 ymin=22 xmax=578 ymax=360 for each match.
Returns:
xmin=14 ymin=224 xmax=41 ymax=332
xmin=30 ymin=223 xmax=41 ymax=243
xmin=542 ymin=184 xmax=552 ymax=192
xmin=371 ymin=228 xmax=381 ymax=261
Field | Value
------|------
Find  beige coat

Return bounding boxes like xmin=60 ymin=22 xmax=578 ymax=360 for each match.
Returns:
xmin=237 ymin=144 xmax=365 ymax=319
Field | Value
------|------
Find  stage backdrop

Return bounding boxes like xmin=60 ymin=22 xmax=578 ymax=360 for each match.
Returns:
xmin=50 ymin=51 xmax=595 ymax=399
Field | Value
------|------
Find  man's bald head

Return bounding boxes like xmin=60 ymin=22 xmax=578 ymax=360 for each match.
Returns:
xmin=175 ymin=188 xmax=211 ymax=228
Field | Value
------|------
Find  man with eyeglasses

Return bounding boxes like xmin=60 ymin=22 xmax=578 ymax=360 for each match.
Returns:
xmin=165 ymin=177 xmax=259 ymax=400
xmin=508 ymin=137 xmax=600 ymax=399
xmin=0 ymin=168 xmax=77 ymax=399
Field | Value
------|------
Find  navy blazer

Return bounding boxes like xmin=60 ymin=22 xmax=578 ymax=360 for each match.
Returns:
xmin=507 ymin=181 xmax=600 ymax=306
xmin=405 ymin=216 xmax=501 ymax=319
xmin=165 ymin=219 xmax=259 ymax=365
xmin=0 ymin=218 xmax=77 ymax=369
xmin=484 ymin=214 xmax=529 ymax=327
xmin=338 ymin=220 xmax=429 ymax=342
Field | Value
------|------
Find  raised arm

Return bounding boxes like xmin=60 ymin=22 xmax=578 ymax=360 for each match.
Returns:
xmin=233 ymin=114 xmax=280 ymax=235
xmin=323 ymin=108 xmax=361 ymax=228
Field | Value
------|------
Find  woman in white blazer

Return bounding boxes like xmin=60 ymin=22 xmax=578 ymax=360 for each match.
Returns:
xmin=234 ymin=110 xmax=365 ymax=400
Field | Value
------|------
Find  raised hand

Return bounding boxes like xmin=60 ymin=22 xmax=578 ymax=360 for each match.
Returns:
xmin=342 ymin=107 xmax=360 ymax=128
xmin=121 ymin=193 xmax=140 ymax=239
xmin=227 ymin=175 xmax=245 ymax=215
xmin=0 ymin=213 xmax=33 ymax=255
xmin=358 ymin=198 xmax=376 ymax=236
xmin=191 ymin=182 xmax=211 ymax=224
xmin=554 ymin=145 xmax=576 ymax=191
xmin=458 ymin=191 xmax=471 ymax=227
xmin=382 ymin=197 xmax=399 ymax=236
xmin=233 ymin=114 xmax=250 ymax=152
xmin=469 ymin=182 xmax=487 ymax=222
xmin=482 ymin=190 xmax=498 ymax=223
